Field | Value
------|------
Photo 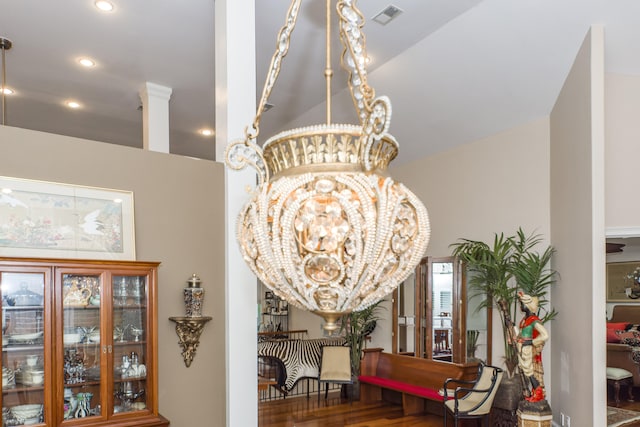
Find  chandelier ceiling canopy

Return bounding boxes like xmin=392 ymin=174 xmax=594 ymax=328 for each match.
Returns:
xmin=225 ymin=0 xmax=430 ymax=331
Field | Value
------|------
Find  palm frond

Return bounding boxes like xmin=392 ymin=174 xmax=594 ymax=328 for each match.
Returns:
xmin=340 ymin=300 xmax=385 ymax=373
xmin=450 ymin=228 xmax=557 ymax=377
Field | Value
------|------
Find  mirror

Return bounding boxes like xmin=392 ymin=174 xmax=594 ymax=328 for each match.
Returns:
xmin=431 ymin=260 xmax=455 ymax=362
xmin=392 ymin=272 xmax=416 ymax=355
xmin=392 ymin=256 xmax=492 ymax=364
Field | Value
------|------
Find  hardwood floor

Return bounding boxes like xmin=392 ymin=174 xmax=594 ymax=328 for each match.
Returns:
xmin=258 ymin=392 xmax=445 ymax=427
xmin=259 ymin=387 xmax=640 ymax=427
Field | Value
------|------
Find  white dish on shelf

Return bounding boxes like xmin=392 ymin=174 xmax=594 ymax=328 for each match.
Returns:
xmin=15 ymin=368 xmax=43 ymax=386
xmin=130 ymin=402 xmax=146 ymax=411
xmin=10 ymin=332 xmax=43 ymax=342
xmin=63 ymin=333 xmax=83 ymax=345
xmin=10 ymin=403 xmax=42 ymax=421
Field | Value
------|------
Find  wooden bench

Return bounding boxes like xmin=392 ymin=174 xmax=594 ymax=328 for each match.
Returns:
xmin=358 ymin=348 xmax=479 ymax=416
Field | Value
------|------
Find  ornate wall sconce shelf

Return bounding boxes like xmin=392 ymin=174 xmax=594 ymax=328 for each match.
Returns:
xmin=169 ymin=273 xmax=211 ymax=367
xmin=169 ymin=316 xmax=212 ymax=367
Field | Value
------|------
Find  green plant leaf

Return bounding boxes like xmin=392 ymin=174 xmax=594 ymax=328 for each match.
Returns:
xmin=339 ymin=300 xmax=385 ymax=374
xmin=449 ymin=228 xmax=557 ymax=377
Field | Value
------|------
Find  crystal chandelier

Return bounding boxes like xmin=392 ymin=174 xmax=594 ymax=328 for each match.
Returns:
xmin=225 ymin=0 xmax=430 ymax=331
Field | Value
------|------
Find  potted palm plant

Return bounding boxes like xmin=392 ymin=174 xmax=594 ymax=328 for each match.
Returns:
xmin=466 ymin=329 xmax=480 ymax=361
xmin=340 ymin=300 xmax=384 ymax=398
xmin=450 ymin=228 xmax=557 ymax=413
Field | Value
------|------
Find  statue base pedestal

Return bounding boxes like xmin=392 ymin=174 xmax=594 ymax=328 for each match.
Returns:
xmin=517 ymin=400 xmax=553 ymax=427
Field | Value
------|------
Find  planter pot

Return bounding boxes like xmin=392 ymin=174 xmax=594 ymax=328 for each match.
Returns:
xmin=493 ymin=375 xmax=523 ymax=411
xmin=344 ymin=377 xmax=361 ymax=401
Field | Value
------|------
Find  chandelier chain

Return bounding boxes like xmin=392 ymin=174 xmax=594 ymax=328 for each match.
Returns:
xmin=338 ymin=0 xmax=375 ymax=121
xmin=251 ymin=0 xmax=302 ymax=140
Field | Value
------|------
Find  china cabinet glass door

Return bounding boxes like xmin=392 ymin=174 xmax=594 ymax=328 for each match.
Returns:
xmin=61 ymin=272 xmax=103 ymax=421
xmin=111 ymin=275 xmax=148 ymax=414
xmin=2 ymin=267 xmax=50 ymax=426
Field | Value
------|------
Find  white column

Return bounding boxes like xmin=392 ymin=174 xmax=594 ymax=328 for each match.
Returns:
xmin=139 ymin=82 xmax=172 ymax=153
xmin=215 ymin=0 xmax=258 ymax=426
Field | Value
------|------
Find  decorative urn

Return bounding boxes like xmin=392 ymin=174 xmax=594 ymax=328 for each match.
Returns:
xmin=183 ymin=273 xmax=204 ymax=317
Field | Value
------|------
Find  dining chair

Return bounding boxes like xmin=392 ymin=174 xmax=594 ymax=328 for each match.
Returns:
xmin=442 ymin=362 xmax=504 ymax=427
xmin=317 ymin=345 xmax=353 ymax=403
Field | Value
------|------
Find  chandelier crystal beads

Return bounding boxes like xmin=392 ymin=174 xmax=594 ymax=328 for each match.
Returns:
xmin=225 ymin=0 xmax=430 ymax=331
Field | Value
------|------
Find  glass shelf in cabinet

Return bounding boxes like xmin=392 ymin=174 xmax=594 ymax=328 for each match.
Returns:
xmin=63 ymin=380 xmax=101 ymax=388
xmin=112 ymin=305 xmax=147 ymax=310
xmin=114 ymin=376 xmax=147 ymax=383
xmin=2 ymin=305 xmax=44 ymax=311
xmin=63 ymin=305 xmax=99 ymax=310
xmin=113 ymin=341 xmax=146 ymax=347
xmin=2 ymin=344 xmax=44 ymax=352
xmin=2 ymin=384 xmax=45 ymax=394
xmin=63 ymin=342 xmax=101 ymax=349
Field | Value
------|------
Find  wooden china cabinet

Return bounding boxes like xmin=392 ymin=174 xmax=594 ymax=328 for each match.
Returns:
xmin=0 ymin=257 xmax=169 ymax=427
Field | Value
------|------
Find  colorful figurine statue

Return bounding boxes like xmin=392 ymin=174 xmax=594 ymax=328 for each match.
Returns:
xmin=516 ymin=291 xmax=549 ymax=402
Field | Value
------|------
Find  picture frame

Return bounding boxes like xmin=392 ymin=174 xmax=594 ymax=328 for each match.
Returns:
xmin=265 ymin=291 xmax=273 ymax=300
xmin=0 ymin=176 xmax=135 ymax=260
xmin=606 ymin=261 xmax=640 ymax=302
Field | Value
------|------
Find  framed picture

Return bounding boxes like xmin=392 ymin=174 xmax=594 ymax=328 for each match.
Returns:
xmin=607 ymin=261 xmax=640 ymax=302
xmin=265 ymin=291 xmax=273 ymax=300
xmin=0 ymin=176 xmax=135 ymax=260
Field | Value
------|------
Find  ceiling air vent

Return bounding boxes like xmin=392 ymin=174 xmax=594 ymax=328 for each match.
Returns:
xmin=372 ymin=5 xmax=403 ymax=25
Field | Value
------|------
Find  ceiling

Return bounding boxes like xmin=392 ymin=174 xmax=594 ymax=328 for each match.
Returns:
xmin=1 ymin=0 xmax=639 ymax=164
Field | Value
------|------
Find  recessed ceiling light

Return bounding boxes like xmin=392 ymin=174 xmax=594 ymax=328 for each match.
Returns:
xmin=78 ymin=57 xmax=96 ymax=68
xmin=199 ymin=129 xmax=214 ymax=137
xmin=66 ymin=100 xmax=82 ymax=109
xmin=95 ymin=1 xmax=114 ymax=12
xmin=1 ymin=87 xmax=14 ymax=95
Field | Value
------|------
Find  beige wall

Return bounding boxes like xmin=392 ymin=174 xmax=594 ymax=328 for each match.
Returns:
xmin=605 ymin=73 xmax=640 ymax=228
xmin=0 ymin=126 xmax=226 ymax=426
xmin=389 ymin=117 xmax=552 ymax=375
xmin=550 ymin=26 xmax=606 ymax=426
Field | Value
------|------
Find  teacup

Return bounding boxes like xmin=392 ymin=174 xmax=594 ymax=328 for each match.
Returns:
xmin=31 ymin=372 xmax=44 ymax=385
xmin=26 ymin=355 xmax=39 ymax=367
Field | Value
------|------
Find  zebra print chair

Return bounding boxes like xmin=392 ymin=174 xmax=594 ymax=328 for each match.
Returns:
xmin=317 ymin=345 xmax=353 ymax=403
